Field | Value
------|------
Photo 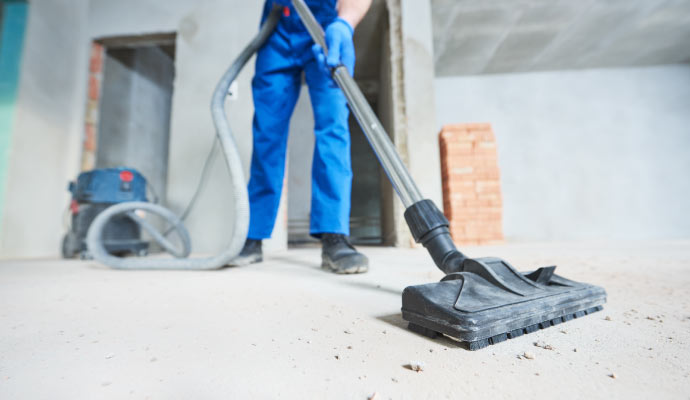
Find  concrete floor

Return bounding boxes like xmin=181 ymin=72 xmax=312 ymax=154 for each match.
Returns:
xmin=1 ymin=241 xmax=689 ymax=399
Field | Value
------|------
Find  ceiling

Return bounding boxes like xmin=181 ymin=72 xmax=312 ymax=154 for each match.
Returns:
xmin=431 ymin=0 xmax=690 ymax=76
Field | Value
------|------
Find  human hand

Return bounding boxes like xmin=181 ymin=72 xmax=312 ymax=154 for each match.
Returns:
xmin=311 ymin=17 xmax=355 ymax=76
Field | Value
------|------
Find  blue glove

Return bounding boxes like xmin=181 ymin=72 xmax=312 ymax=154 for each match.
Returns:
xmin=311 ymin=17 xmax=355 ymax=76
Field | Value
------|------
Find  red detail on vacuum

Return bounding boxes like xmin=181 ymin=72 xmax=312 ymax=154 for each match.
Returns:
xmin=119 ymin=170 xmax=134 ymax=182
xmin=70 ymin=199 xmax=79 ymax=214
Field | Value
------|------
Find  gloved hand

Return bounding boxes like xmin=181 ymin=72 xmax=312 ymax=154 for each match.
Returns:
xmin=311 ymin=17 xmax=355 ymax=76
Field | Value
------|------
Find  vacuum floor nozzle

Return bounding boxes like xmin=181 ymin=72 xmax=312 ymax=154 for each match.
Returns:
xmin=401 ymin=257 xmax=607 ymax=350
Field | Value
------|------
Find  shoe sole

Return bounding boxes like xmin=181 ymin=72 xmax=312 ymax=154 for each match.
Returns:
xmin=321 ymin=256 xmax=369 ymax=275
xmin=226 ymin=254 xmax=263 ymax=267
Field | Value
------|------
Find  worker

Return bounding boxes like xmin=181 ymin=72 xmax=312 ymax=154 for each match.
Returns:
xmin=230 ymin=0 xmax=373 ymax=274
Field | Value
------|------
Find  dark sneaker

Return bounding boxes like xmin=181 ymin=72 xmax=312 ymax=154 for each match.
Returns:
xmin=320 ymin=233 xmax=369 ymax=274
xmin=228 ymin=239 xmax=263 ymax=266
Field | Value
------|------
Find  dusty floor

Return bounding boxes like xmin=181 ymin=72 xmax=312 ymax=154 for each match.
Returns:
xmin=1 ymin=241 xmax=689 ymax=399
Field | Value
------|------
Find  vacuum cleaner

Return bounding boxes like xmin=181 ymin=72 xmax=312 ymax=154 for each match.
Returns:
xmin=86 ymin=0 xmax=606 ymax=350
xmin=62 ymin=168 xmax=149 ymax=259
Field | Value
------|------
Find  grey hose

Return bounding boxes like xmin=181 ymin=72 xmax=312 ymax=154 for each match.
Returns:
xmin=85 ymin=5 xmax=283 ymax=270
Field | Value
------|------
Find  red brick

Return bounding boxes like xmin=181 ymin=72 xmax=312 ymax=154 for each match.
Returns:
xmin=90 ymin=42 xmax=104 ymax=73
xmin=474 ymin=148 xmax=497 ymax=157
xmin=475 ymin=181 xmax=500 ymax=194
xmin=444 ymin=142 xmax=473 ymax=154
xmin=84 ymin=124 xmax=96 ymax=151
xmin=442 ymin=124 xmax=470 ymax=134
xmin=448 ymin=180 xmax=475 ymax=192
xmin=475 ymin=130 xmax=495 ymax=141
xmin=88 ymin=76 xmax=100 ymax=100
xmin=465 ymin=123 xmax=491 ymax=131
xmin=450 ymin=191 xmax=476 ymax=201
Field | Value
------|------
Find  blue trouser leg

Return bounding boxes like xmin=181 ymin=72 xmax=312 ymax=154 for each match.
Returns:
xmin=304 ymin=58 xmax=352 ymax=236
xmin=247 ymin=34 xmax=302 ymax=239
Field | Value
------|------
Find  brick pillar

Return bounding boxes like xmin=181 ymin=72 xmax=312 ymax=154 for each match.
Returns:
xmin=81 ymin=42 xmax=104 ymax=171
xmin=439 ymin=123 xmax=503 ymax=245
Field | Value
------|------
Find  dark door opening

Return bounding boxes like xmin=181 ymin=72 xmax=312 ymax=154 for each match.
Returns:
xmin=348 ymin=108 xmax=383 ymax=244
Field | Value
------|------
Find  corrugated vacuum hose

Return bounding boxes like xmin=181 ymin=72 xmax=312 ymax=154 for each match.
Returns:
xmin=85 ymin=5 xmax=284 ymax=270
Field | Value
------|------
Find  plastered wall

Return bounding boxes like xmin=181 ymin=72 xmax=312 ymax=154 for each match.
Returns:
xmin=435 ymin=65 xmax=690 ymax=241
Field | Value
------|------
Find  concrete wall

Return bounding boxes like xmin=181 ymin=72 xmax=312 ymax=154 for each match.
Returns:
xmin=435 ymin=64 xmax=690 ymax=241
xmin=0 ymin=0 xmax=89 ymax=258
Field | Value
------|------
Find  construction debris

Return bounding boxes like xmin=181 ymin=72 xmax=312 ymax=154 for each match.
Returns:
xmin=534 ymin=341 xmax=554 ymax=350
xmin=404 ymin=361 xmax=425 ymax=372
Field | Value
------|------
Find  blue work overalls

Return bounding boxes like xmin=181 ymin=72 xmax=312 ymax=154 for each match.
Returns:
xmin=247 ymin=0 xmax=352 ymax=239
